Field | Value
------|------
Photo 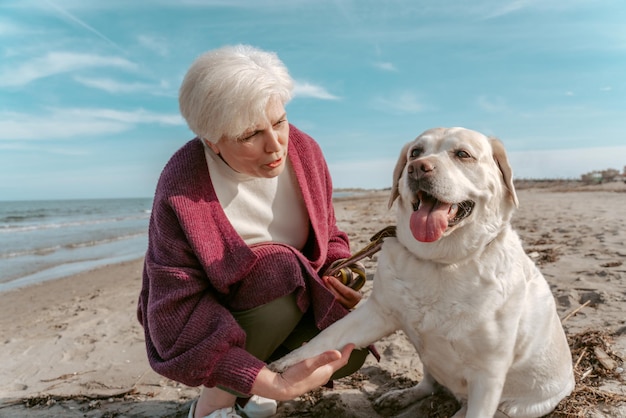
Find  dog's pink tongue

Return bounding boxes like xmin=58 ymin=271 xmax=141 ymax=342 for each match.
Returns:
xmin=410 ymin=196 xmax=450 ymax=242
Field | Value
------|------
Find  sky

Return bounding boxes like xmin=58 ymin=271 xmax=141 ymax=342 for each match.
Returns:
xmin=1 ymin=0 xmax=625 ymax=201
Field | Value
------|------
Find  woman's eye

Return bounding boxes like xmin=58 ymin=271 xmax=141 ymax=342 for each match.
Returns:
xmin=273 ymin=119 xmax=286 ymax=127
xmin=238 ymin=131 xmax=258 ymax=142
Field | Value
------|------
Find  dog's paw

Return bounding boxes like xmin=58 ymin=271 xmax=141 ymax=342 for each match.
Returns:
xmin=450 ymin=404 xmax=467 ymax=418
xmin=267 ymin=359 xmax=289 ymax=373
xmin=267 ymin=360 xmax=287 ymax=373
xmin=374 ymin=387 xmax=421 ymax=411
xmin=374 ymin=383 xmax=437 ymax=412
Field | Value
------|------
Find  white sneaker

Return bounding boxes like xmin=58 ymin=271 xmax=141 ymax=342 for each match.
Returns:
xmin=238 ymin=395 xmax=277 ymax=418
xmin=188 ymin=401 xmax=243 ymax=418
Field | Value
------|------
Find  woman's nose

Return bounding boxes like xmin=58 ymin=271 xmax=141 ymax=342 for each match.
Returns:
xmin=263 ymin=129 xmax=282 ymax=152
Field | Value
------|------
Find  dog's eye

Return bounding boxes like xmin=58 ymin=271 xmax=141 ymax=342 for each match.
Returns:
xmin=455 ymin=150 xmax=472 ymax=159
xmin=410 ymin=147 xmax=423 ymax=159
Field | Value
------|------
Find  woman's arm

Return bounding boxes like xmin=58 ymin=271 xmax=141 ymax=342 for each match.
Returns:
xmin=139 ymin=197 xmax=266 ymax=394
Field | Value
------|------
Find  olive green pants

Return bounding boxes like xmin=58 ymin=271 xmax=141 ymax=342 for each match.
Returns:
xmin=225 ymin=293 xmax=368 ymax=396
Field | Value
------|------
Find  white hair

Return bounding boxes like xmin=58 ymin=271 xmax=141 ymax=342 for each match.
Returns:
xmin=179 ymin=44 xmax=294 ymax=143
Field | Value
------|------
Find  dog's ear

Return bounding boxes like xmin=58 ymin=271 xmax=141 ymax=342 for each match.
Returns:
xmin=389 ymin=141 xmax=411 ymax=209
xmin=490 ymin=137 xmax=519 ymax=207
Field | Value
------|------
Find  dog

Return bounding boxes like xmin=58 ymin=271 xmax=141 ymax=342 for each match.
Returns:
xmin=270 ymin=127 xmax=575 ymax=417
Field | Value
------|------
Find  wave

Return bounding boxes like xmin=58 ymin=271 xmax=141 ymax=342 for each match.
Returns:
xmin=1 ymin=213 xmax=48 ymax=222
xmin=0 ymin=245 xmax=63 ymax=259
xmin=0 ymin=214 xmax=149 ymax=233
xmin=0 ymin=232 xmax=147 ymax=259
xmin=62 ymin=232 xmax=147 ymax=249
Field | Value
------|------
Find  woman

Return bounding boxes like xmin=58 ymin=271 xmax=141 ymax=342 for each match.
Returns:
xmin=137 ymin=44 xmax=370 ymax=418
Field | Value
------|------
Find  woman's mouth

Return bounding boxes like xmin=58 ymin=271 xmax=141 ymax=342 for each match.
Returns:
xmin=266 ymin=157 xmax=283 ymax=169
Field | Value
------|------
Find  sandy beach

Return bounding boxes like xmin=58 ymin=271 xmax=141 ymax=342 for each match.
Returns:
xmin=1 ymin=182 xmax=625 ymax=417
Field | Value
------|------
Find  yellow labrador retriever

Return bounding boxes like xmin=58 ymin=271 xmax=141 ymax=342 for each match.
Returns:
xmin=271 ymin=127 xmax=575 ymax=417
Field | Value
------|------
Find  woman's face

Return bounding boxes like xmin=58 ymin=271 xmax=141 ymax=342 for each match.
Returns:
xmin=207 ymin=99 xmax=289 ymax=178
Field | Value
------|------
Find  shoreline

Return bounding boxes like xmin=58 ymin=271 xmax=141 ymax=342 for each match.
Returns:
xmin=0 ymin=197 xmax=151 ymax=294
xmin=0 ymin=252 xmax=146 ymax=293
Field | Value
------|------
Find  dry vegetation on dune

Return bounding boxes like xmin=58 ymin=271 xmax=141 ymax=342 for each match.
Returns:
xmin=549 ymin=329 xmax=626 ymax=417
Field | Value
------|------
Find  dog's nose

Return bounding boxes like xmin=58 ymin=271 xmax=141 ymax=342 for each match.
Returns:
xmin=408 ymin=159 xmax=434 ymax=176
xmin=419 ymin=160 xmax=434 ymax=172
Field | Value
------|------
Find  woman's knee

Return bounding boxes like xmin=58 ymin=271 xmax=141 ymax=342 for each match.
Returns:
xmin=232 ymin=294 xmax=304 ymax=361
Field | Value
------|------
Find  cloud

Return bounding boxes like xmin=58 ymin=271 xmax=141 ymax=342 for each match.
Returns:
xmin=371 ymin=92 xmax=425 ymax=114
xmin=137 ymin=34 xmax=170 ymax=56
xmin=476 ymin=95 xmax=508 ymax=113
xmin=481 ymin=0 xmax=535 ymax=19
xmin=293 ymin=81 xmax=340 ymax=100
xmin=74 ymin=76 xmax=172 ymax=95
xmin=508 ymin=146 xmax=626 ymax=179
xmin=43 ymin=0 xmax=124 ymax=52
xmin=0 ymin=19 xmax=25 ymax=36
xmin=0 ymin=51 xmax=137 ymax=87
xmin=0 ymin=141 xmax=89 ymax=155
xmin=67 ymin=108 xmax=183 ymax=125
xmin=373 ymin=61 xmax=397 ymax=72
xmin=0 ymin=108 xmax=184 ymax=141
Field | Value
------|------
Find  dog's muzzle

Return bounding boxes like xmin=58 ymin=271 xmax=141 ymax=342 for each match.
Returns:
xmin=409 ymin=191 xmax=475 ymax=242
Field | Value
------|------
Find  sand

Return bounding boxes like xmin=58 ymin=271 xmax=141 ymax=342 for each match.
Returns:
xmin=1 ymin=182 xmax=625 ymax=417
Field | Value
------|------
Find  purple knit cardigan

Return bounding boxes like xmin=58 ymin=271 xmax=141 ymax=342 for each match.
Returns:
xmin=137 ymin=125 xmax=352 ymax=394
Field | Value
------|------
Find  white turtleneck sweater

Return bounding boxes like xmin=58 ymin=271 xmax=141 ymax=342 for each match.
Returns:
xmin=203 ymin=145 xmax=310 ymax=250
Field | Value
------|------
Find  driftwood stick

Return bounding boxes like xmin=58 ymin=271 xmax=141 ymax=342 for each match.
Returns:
xmin=561 ymin=300 xmax=591 ymax=323
xmin=593 ymin=346 xmax=618 ymax=371
xmin=40 ymin=370 xmax=96 ymax=382
xmin=573 ymin=346 xmax=587 ymax=371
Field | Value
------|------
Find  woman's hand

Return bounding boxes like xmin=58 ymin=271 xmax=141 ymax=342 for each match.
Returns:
xmin=252 ymin=344 xmax=355 ymax=401
xmin=322 ymin=275 xmax=362 ymax=309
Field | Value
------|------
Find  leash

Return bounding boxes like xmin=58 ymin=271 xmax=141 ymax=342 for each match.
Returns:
xmin=325 ymin=226 xmax=396 ymax=291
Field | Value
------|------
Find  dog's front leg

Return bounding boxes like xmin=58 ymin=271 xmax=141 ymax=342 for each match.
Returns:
xmin=456 ymin=373 xmax=505 ymax=418
xmin=269 ymin=297 xmax=398 ymax=372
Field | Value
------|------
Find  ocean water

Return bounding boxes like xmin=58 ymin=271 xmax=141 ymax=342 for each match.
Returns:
xmin=0 ymin=198 xmax=152 ymax=292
